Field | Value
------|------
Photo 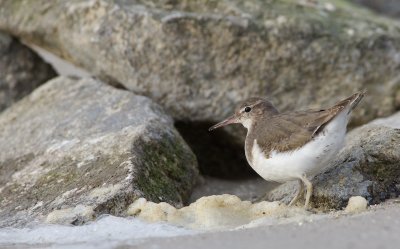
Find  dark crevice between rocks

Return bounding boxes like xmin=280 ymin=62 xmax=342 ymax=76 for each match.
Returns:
xmin=96 ymin=75 xmax=128 ymax=90
xmin=356 ymin=159 xmax=400 ymax=205
xmin=0 ymin=36 xmax=57 ymax=112
xmin=175 ymin=121 xmax=257 ymax=180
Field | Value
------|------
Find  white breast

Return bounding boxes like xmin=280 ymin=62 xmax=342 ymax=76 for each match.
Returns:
xmin=249 ymin=110 xmax=349 ymax=183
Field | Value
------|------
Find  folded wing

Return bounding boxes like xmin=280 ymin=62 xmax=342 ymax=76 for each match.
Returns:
xmin=255 ymin=91 xmax=365 ymax=154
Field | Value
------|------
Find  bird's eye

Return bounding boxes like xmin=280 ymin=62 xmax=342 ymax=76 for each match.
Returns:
xmin=244 ymin=106 xmax=252 ymax=113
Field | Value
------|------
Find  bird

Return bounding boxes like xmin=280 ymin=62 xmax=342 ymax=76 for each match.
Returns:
xmin=209 ymin=91 xmax=365 ymax=209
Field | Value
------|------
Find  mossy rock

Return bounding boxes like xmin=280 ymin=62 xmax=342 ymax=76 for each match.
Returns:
xmin=0 ymin=76 xmax=198 ymax=227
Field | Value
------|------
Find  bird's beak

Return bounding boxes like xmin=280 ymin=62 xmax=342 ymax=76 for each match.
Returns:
xmin=208 ymin=115 xmax=238 ymax=131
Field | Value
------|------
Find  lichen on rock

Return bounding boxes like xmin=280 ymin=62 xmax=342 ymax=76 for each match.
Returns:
xmin=0 ymin=76 xmax=198 ymax=227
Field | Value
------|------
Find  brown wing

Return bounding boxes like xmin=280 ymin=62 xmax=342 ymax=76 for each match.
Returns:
xmin=255 ymin=108 xmax=343 ymax=153
xmin=254 ymin=91 xmax=365 ymax=154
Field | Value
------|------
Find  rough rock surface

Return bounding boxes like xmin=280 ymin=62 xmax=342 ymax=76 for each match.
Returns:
xmin=370 ymin=111 xmax=400 ymax=128
xmin=267 ymin=113 xmax=400 ymax=210
xmin=0 ymin=0 xmax=399 ymax=123
xmin=0 ymin=76 xmax=198 ymax=227
xmin=2 ymin=0 xmax=400 ymax=177
xmin=0 ymin=32 xmax=56 ymax=112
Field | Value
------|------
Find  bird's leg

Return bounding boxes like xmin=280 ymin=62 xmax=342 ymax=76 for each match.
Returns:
xmin=300 ymin=174 xmax=313 ymax=210
xmin=288 ymin=179 xmax=303 ymax=207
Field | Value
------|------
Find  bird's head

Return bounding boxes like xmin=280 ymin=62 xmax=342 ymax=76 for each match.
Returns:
xmin=209 ymin=97 xmax=279 ymax=131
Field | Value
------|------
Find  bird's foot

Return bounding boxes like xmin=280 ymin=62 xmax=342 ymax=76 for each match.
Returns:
xmin=301 ymin=174 xmax=313 ymax=210
xmin=288 ymin=179 xmax=304 ymax=207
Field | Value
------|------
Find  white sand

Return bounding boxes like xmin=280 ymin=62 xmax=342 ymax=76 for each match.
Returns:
xmin=133 ymin=199 xmax=400 ymax=249
xmin=1 ymin=199 xmax=398 ymax=249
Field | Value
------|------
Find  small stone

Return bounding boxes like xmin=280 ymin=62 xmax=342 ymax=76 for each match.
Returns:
xmin=345 ymin=196 xmax=368 ymax=214
xmin=46 ymin=205 xmax=95 ymax=225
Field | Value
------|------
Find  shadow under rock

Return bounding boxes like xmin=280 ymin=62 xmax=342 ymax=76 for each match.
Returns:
xmin=175 ymin=121 xmax=257 ymax=179
xmin=189 ymin=176 xmax=281 ymax=203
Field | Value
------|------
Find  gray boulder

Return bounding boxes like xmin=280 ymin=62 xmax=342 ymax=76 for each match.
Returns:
xmin=0 ymin=76 xmax=198 ymax=227
xmin=267 ymin=113 xmax=400 ymax=210
xmin=0 ymin=0 xmax=398 ymax=123
xmin=0 ymin=32 xmax=56 ymax=112
xmin=2 ymin=0 xmax=400 ymax=177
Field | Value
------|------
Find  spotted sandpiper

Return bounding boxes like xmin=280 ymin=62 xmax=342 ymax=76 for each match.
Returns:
xmin=209 ymin=91 xmax=365 ymax=209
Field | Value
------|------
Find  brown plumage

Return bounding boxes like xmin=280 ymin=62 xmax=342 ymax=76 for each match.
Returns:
xmin=209 ymin=90 xmax=365 ymax=209
xmin=245 ymin=91 xmax=365 ymax=161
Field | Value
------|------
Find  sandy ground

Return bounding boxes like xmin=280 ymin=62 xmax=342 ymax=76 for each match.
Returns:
xmin=129 ymin=199 xmax=400 ymax=249
xmin=1 ymin=200 xmax=398 ymax=249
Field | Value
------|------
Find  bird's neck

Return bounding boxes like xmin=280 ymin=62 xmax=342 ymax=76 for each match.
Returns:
xmin=244 ymin=134 xmax=254 ymax=167
xmin=244 ymin=120 xmax=257 ymax=167
xmin=241 ymin=119 xmax=253 ymax=129
xmin=243 ymin=117 xmax=270 ymax=166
